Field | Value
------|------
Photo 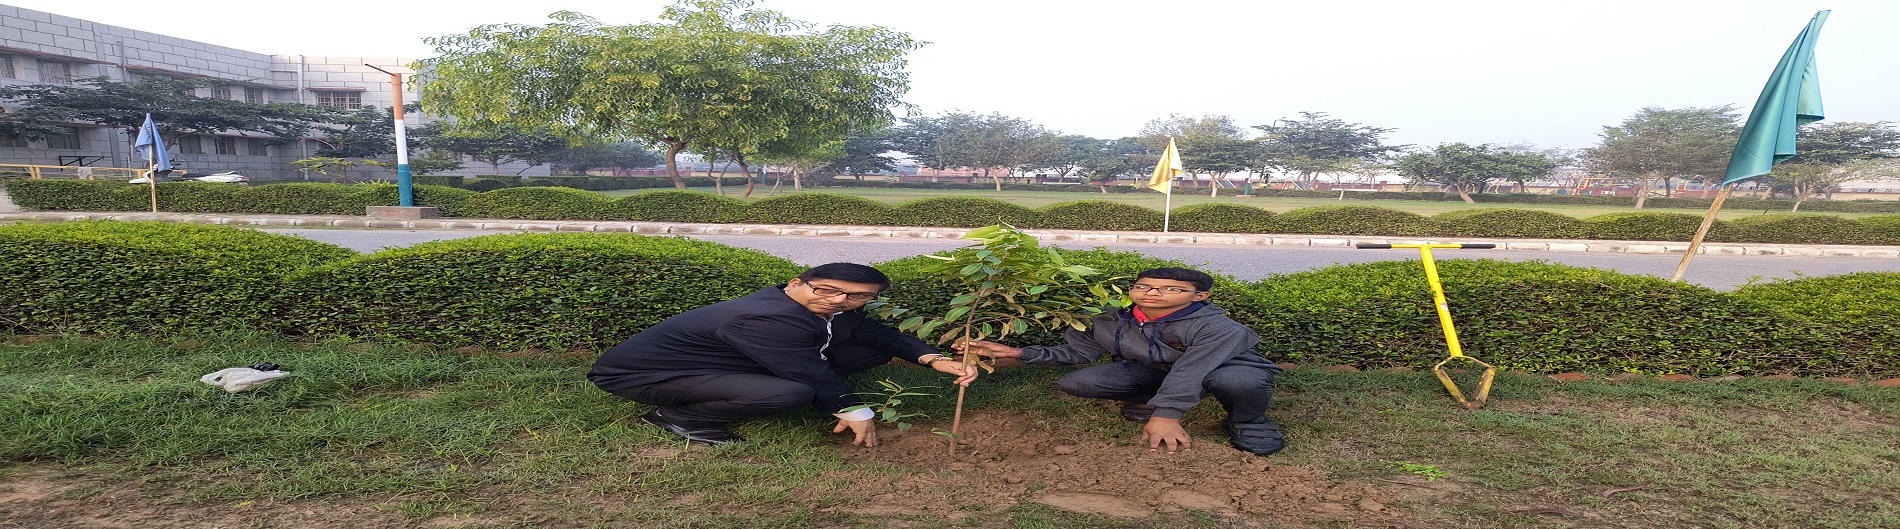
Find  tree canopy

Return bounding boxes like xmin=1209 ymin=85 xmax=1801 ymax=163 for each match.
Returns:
xmin=1583 ymin=106 xmax=1740 ymax=199
xmin=1394 ymin=143 xmax=1558 ymax=203
xmin=0 ymin=76 xmax=331 ymax=144
xmin=416 ymin=0 xmax=921 ymax=189
xmin=1253 ymin=112 xmax=1403 ymax=188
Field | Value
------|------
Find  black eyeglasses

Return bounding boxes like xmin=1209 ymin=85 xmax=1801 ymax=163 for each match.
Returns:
xmin=1129 ymin=285 xmax=1199 ymax=295
xmin=802 ymin=283 xmax=881 ymax=302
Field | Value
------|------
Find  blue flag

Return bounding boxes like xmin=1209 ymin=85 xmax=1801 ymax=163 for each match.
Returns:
xmin=133 ymin=113 xmax=173 ymax=173
xmin=1722 ymin=11 xmax=1828 ymax=186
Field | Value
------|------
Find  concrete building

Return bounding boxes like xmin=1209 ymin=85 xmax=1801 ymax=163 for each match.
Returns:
xmin=0 ymin=4 xmax=544 ymax=180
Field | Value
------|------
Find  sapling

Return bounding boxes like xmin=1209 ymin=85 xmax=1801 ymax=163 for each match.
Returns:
xmin=873 ymin=224 xmax=1122 ymax=455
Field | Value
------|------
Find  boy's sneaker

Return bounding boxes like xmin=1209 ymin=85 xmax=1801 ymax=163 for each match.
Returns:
xmin=1119 ymin=402 xmax=1156 ymax=423
xmin=1224 ymin=420 xmax=1285 ymax=456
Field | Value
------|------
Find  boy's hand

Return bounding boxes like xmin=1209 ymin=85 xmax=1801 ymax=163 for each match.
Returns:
xmin=834 ymin=418 xmax=878 ymax=447
xmin=1140 ymin=418 xmax=1193 ymax=453
xmin=955 ymin=340 xmax=1022 ymax=359
xmin=932 ymin=358 xmax=979 ymax=386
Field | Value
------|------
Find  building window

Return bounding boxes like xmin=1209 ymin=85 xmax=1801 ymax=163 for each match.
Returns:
xmin=2 ymin=136 xmax=28 ymax=148
xmin=0 ymin=55 xmax=15 ymax=79
xmin=212 ymin=86 xmax=232 ymax=100
xmin=247 ymin=139 xmax=268 ymax=156
xmin=46 ymin=127 xmax=81 ymax=149
xmin=244 ymin=87 xmax=264 ymax=104
xmin=315 ymin=91 xmax=362 ymax=110
xmin=39 ymin=60 xmax=72 ymax=85
xmin=178 ymin=135 xmax=204 ymax=155
xmin=214 ymin=136 xmax=238 ymax=155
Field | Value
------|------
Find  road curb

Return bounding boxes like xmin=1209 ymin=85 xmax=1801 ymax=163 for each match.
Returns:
xmin=4 ymin=210 xmax=1897 ymax=258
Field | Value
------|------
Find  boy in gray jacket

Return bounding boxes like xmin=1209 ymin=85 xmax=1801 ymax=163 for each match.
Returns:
xmin=958 ymin=267 xmax=1284 ymax=455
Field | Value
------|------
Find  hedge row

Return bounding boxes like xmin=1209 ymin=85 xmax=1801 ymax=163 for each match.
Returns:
xmin=8 ymin=181 xmax=1900 ymax=244
xmin=2 ymin=221 xmax=1896 ymax=377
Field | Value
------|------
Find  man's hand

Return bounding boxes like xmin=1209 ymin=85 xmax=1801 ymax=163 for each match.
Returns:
xmin=1140 ymin=417 xmax=1193 ymax=453
xmin=834 ymin=418 xmax=878 ymax=447
xmin=932 ymin=359 xmax=980 ymax=386
xmin=955 ymin=340 xmax=1022 ymax=359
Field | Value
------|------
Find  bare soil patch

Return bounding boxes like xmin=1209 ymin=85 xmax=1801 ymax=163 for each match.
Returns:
xmin=809 ymin=411 xmax=1405 ymax=527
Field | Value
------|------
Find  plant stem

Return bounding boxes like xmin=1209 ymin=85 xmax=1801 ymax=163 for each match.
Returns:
xmin=946 ymin=287 xmax=989 ymax=457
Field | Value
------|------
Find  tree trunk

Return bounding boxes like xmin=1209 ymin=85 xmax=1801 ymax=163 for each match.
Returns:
xmin=740 ymin=158 xmax=756 ymax=199
xmin=987 ymin=168 xmax=1001 ymax=191
xmin=1457 ymin=187 xmax=1475 ymax=203
xmin=1633 ymin=177 xmax=1651 ymax=209
xmin=792 ymin=169 xmax=803 ymax=191
xmin=663 ymin=140 xmax=688 ymax=190
xmin=711 ymin=157 xmax=731 ymax=196
xmin=1791 ymin=196 xmax=1804 ymax=212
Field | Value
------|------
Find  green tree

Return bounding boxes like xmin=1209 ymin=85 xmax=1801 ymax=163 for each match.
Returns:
xmin=423 ymin=124 xmax=572 ymax=175
xmin=893 ymin=112 xmax=1054 ymax=190
xmin=1023 ymin=134 xmax=1105 ymax=184
xmin=0 ymin=76 xmax=331 ymax=148
xmin=1075 ymin=137 xmax=1152 ymax=192
xmin=1583 ymin=106 xmax=1740 ymax=206
xmin=417 ymin=1 xmax=920 ymax=190
xmin=1253 ymin=112 xmax=1404 ymax=189
xmin=1393 ymin=143 xmax=1501 ymax=203
xmin=815 ymin=125 xmax=901 ymax=180
xmin=1788 ymin=121 xmax=1900 ymax=165
xmin=547 ymin=142 xmax=663 ymax=175
xmin=1140 ymin=114 xmax=1253 ymax=194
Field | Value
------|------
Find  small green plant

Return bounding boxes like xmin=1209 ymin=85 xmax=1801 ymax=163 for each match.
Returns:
xmin=1389 ymin=461 xmax=1448 ymax=481
xmin=844 ymin=378 xmax=939 ymax=432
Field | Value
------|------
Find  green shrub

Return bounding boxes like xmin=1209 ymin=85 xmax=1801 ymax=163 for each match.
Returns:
xmin=1033 ymin=201 xmax=1163 ymax=231
xmin=606 ymin=190 xmax=748 ymax=223
xmin=887 ymin=197 xmax=1041 ymax=228
xmin=744 ymin=193 xmax=893 ymax=225
xmin=1168 ymin=203 xmax=1278 ymax=233
xmin=1716 ymin=214 xmax=1879 ymax=245
xmin=876 ymin=248 xmax=1273 ymax=350
xmin=239 ymin=183 xmax=372 ymax=215
xmin=1858 ymin=215 xmax=1900 ymax=245
xmin=1433 ymin=208 xmax=1589 ymax=239
xmin=522 ymin=178 xmax=559 ymax=187
xmin=1275 ymin=205 xmax=1436 ymax=236
xmin=415 ymin=175 xmax=465 ymax=187
xmin=1246 ymin=259 xmax=1838 ymax=376
xmin=1584 ymin=211 xmax=1716 ymax=241
xmin=460 ymin=187 xmax=611 ymax=220
xmin=0 ymin=221 xmax=356 ymax=335
xmin=280 ymin=233 xmax=802 ymax=350
xmin=1733 ymin=272 xmax=1900 ymax=377
xmin=462 ymin=178 xmax=513 ymax=192
xmin=4 ymin=180 xmax=143 ymax=211
xmin=342 ymin=183 xmax=480 ymax=217
xmin=154 ymin=182 xmax=248 ymax=213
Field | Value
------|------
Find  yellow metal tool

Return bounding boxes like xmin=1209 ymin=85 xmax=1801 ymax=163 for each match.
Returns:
xmin=1357 ymin=242 xmax=1497 ymax=409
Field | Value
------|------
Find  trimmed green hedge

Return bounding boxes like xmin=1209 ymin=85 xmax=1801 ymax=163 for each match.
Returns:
xmin=608 ymin=190 xmax=748 ymax=223
xmin=0 ymin=221 xmax=356 ymax=335
xmin=1860 ymin=215 xmax=1900 ymax=245
xmin=1036 ymin=201 xmax=1163 ymax=231
xmin=887 ymin=197 xmax=1041 ymax=228
xmin=1246 ymin=259 xmax=1840 ymax=376
xmin=745 ymin=193 xmax=893 ymax=225
xmin=1733 ymin=272 xmax=1900 ymax=376
xmin=460 ymin=187 xmax=612 ymax=220
xmin=279 ymin=233 xmax=803 ymax=350
xmin=1718 ymin=214 xmax=1880 ymax=245
xmin=1169 ymin=203 xmax=1278 ymax=233
xmin=1434 ymin=209 xmax=1589 ymax=239
xmin=1275 ymin=205 xmax=1436 ymax=236
xmin=1584 ymin=211 xmax=1711 ymax=241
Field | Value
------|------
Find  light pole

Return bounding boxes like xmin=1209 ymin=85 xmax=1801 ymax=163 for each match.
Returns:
xmin=365 ymin=64 xmax=414 ymax=207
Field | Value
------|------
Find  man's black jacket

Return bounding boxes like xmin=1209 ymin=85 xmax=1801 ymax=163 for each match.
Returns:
xmin=588 ymin=285 xmax=937 ymax=414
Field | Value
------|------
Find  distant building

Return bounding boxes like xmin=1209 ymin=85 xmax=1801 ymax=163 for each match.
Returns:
xmin=0 ymin=5 xmax=545 ymax=180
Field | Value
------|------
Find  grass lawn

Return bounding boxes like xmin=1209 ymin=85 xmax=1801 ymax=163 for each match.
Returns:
xmin=601 ymin=186 xmax=1882 ymax=222
xmin=3 ymin=335 xmax=1896 ymax=528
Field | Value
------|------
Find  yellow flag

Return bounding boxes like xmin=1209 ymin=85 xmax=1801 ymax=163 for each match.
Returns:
xmin=1146 ymin=137 xmax=1181 ymax=194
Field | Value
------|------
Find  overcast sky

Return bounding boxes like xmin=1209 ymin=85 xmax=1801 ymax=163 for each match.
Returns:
xmin=12 ymin=0 xmax=1895 ymax=150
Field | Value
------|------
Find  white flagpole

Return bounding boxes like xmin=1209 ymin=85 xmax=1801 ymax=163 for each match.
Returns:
xmin=1162 ymin=188 xmax=1172 ymax=232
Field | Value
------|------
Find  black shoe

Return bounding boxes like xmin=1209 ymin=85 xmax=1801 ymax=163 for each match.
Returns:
xmin=1120 ymin=402 xmax=1156 ymax=423
xmin=641 ymin=409 xmax=743 ymax=445
xmin=1225 ymin=421 xmax=1285 ymax=456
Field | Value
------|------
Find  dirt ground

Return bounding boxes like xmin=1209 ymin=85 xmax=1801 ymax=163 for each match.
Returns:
xmin=814 ymin=409 xmax=1408 ymax=528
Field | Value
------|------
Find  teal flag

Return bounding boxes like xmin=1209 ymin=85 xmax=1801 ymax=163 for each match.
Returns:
xmin=1722 ymin=11 xmax=1829 ymax=185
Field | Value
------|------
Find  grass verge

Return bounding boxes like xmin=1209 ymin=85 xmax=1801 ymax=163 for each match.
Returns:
xmin=2 ymin=335 xmax=1895 ymax=528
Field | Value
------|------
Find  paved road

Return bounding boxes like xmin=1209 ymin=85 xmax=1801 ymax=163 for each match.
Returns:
xmin=256 ymin=228 xmax=1900 ymax=291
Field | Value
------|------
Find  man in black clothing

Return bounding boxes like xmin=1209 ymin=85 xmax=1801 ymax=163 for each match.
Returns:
xmin=589 ymin=263 xmax=977 ymax=447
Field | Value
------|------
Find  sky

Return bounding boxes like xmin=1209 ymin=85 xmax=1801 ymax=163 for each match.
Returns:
xmin=11 ymin=0 xmax=1897 ymax=151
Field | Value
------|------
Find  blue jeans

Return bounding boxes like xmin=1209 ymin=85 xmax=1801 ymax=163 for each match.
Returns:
xmin=1054 ymin=362 xmax=1277 ymax=423
xmin=606 ymin=343 xmax=895 ymax=425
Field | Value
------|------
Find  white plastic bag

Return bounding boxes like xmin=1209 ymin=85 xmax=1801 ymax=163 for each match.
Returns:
xmin=199 ymin=367 xmax=291 ymax=393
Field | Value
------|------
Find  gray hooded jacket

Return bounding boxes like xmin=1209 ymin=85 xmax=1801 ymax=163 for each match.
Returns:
xmin=1016 ymin=302 xmax=1278 ymax=420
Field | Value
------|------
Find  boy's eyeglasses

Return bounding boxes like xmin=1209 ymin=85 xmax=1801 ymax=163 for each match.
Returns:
xmin=1129 ymin=285 xmax=1199 ymax=295
xmin=802 ymin=283 xmax=881 ymax=302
